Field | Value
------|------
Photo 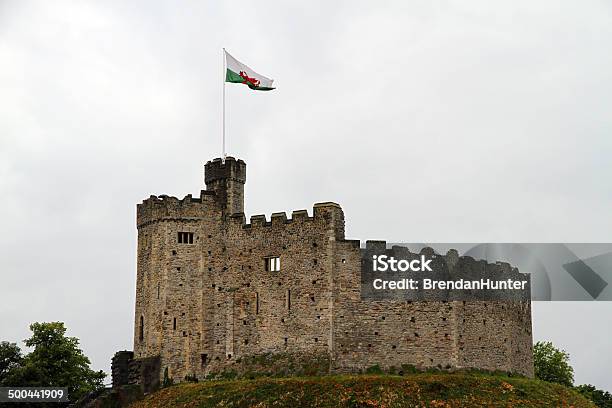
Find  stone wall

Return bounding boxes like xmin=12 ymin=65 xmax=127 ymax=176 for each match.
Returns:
xmin=132 ymin=157 xmax=534 ymax=382
xmin=111 ymin=351 xmax=133 ymax=388
xmin=331 ymin=241 xmax=533 ymax=376
xmin=111 ymin=352 xmax=160 ymax=395
xmin=128 ymin=356 xmax=160 ymax=394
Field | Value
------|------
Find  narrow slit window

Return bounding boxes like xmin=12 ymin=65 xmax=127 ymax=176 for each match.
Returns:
xmin=139 ymin=316 xmax=144 ymax=341
xmin=264 ymin=256 xmax=281 ymax=272
xmin=255 ymin=292 xmax=260 ymax=314
xmin=286 ymin=289 xmax=291 ymax=310
xmin=173 ymin=317 xmax=177 ymax=330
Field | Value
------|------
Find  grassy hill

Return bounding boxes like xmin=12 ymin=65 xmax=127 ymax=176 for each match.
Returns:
xmin=130 ymin=373 xmax=595 ymax=408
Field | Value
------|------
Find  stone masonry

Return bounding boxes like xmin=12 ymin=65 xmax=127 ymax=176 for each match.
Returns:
xmin=132 ymin=157 xmax=534 ymax=381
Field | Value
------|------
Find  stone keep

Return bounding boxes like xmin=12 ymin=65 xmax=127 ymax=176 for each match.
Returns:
xmin=133 ymin=157 xmax=534 ymax=380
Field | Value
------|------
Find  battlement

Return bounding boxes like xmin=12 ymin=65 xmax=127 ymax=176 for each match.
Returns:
xmin=204 ymin=156 xmax=246 ymax=184
xmin=227 ymin=202 xmax=344 ymax=237
xmin=140 ymin=191 xmax=216 ymax=205
xmin=136 ymin=190 xmax=218 ymax=228
xmin=362 ymin=242 xmax=523 ymax=278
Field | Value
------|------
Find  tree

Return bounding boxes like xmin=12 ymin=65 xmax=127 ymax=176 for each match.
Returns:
xmin=533 ymin=341 xmax=574 ymax=387
xmin=576 ymin=384 xmax=612 ymax=408
xmin=0 ymin=341 xmax=23 ymax=383
xmin=1 ymin=322 xmax=106 ymax=402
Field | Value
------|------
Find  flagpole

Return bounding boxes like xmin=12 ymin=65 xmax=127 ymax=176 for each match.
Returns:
xmin=222 ymin=48 xmax=226 ymax=160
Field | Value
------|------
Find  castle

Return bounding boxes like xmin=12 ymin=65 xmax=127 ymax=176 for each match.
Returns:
xmin=129 ymin=156 xmax=534 ymax=383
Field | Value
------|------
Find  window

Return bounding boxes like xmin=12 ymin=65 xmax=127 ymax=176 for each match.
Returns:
xmin=286 ymin=289 xmax=291 ymax=310
xmin=201 ymin=354 xmax=208 ymax=367
xmin=177 ymin=232 xmax=194 ymax=244
xmin=264 ymin=256 xmax=280 ymax=272
xmin=139 ymin=316 xmax=144 ymax=341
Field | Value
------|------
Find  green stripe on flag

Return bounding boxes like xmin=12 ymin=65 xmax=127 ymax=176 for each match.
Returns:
xmin=225 ymin=69 xmax=275 ymax=91
xmin=226 ymin=69 xmax=244 ymax=84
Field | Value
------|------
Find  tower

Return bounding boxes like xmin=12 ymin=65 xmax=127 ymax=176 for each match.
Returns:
xmin=204 ymin=157 xmax=246 ymax=215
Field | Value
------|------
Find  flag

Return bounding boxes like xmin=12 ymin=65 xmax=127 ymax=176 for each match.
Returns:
xmin=224 ymin=50 xmax=275 ymax=91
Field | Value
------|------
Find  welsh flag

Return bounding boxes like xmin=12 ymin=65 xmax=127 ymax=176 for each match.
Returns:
xmin=224 ymin=50 xmax=275 ymax=91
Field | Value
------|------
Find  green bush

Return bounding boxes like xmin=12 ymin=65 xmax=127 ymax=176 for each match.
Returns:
xmin=533 ymin=341 xmax=574 ymax=387
xmin=184 ymin=373 xmax=198 ymax=383
xmin=1 ymin=322 xmax=106 ymax=402
xmin=365 ymin=365 xmax=383 ymax=374
xmin=575 ymin=384 xmax=612 ymax=408
xmin=400 ymin=364 xmax=418 ymax=375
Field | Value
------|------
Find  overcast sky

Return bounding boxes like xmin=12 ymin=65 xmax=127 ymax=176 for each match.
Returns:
xmin=1 ymin=0 xmax=611 ymax=390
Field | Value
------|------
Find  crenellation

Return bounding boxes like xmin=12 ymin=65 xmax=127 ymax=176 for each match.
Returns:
xmin=137 ymin=191 xmax=220 ymax=227
xmin=291 ymin=209 xmax=310 ymax=221
xmin=229 ymin=212 xmax=246 ymax=225
xmin=365 ymin=240 xmax=387 ymax=250
xmin=270 ymin=212 xmax=287 ymax=225
xmin=249 ymin=214 xmax=267 ymax=227
xmin=339 ymin=239 xmax=361 ymax=249
xmin=232 ymin=205 xmax=346 ymax=230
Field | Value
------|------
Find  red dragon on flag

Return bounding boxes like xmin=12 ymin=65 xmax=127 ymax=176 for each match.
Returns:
xmin=239 ymin=71 xmax=261 ymax=88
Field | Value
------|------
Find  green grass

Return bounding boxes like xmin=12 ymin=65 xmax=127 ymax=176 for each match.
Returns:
xmin=130 ymin=373 xmax=595 ymax=408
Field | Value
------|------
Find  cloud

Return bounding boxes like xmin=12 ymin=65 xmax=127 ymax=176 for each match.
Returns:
xmin=1 ymin=0 xmax=611 ymax=390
